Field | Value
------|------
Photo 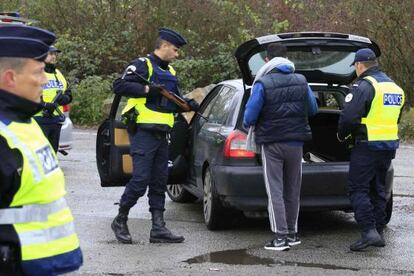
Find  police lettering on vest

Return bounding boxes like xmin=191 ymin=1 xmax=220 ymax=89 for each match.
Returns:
xmin=36 ymin=145 xmax=58 ymax=174
xmin=361 ymin=76 xmax=405 ymax=148
xmin=383 ymin=93 xmax=403 ymax=106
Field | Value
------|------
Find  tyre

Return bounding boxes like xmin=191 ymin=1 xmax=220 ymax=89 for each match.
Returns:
xmin=203 ymin=167 xmax=231 ymax=230
xmin=385 ymin=192 xmax=393 ymax=224
xmin=166 ymin=184 xmax=197 ymax=203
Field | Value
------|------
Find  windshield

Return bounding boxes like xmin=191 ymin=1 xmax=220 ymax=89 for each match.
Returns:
xmin=248 ymin=47 xmax=356 ymax=79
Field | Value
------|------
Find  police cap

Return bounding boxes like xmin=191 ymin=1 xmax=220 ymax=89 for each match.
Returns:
xmin=0 ymin=25 xmax=55 ymax=61
xmin=351 ymin=48 xmax=377 ymax=66
xmin=159 ymin=27 xmax=187 ymax=48
xmin=49 ymin=45 xmax=61 ymax=53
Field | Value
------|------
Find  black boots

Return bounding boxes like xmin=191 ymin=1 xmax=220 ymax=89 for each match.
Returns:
xmin=350 ymin=228 xmax=385 ymax=251
xmin=111 ymin=208 xmax=184 ymax=244
xmin=111 ymin=210 xmax=132 ymax=244
xmin=150 ymin=210 xmax=184 ymax=243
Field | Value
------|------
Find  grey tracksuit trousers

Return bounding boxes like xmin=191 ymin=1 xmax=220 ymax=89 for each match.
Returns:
xmin=261 ymin=143 xmax=302 ymax=235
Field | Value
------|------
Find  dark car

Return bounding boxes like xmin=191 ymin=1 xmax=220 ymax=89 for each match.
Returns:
xmin=96 ymin=32 xmax=394 ymax=230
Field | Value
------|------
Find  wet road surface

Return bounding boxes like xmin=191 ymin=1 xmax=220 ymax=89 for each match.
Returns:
xmin=62 ymin=129 xmax=414 ymax=275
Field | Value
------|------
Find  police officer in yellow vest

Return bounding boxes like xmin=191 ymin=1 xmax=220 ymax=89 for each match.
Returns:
xmin=111 ymin=28 xmax=199 ymax=244
xmin=338 ymin=48 xmax=405 ymax=251
xmin=0 ymin=25 xmax=82 ymax=275
xmin=34 ymin=46 xmax=72 ymax=153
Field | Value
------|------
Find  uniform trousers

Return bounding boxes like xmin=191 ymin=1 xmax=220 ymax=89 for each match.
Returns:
xmin=36 ymin=122 xmax=62 ymax=153
xmin=120 ymin=129 xmax=168 ymax=212
xmin=348 ymin=142 xmax=394 ymax=232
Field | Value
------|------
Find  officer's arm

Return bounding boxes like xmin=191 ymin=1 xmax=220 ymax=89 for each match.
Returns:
xmin=0 ymin=137 xmax=22 ymax=207
xmin=337 ymin=81 xmax=374 ymax=140
xmin=113 ymin=59 xmax=149 ymax=98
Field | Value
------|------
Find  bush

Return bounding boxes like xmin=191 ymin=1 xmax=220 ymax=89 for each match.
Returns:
xmin=70 ymin=75 xmax=116 ymax=126
xmin=399 ymin=108 xmax=414 ymax=142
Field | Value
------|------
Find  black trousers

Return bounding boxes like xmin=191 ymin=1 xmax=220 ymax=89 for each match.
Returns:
xmin=120 ymin=129 xmax=169 ymax=212
xmin=347 ymin=142 xmax=395 ymax=232
xmin=37 ymin=123 xmax=62 ymax=153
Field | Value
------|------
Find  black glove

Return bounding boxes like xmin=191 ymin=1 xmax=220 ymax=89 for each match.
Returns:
xmin=55 ymin=89 xmax=72 ymax=105
xmin=43 ymin=102 xmax=57 ymax=114
xmin=147 ymin=85 xmax=163 ymax=97
xmin=185 ymin=98 xmax=200 ymax=112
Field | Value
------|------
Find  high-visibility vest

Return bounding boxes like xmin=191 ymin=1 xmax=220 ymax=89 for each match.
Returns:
xmin=122 ymin=58 xmax=175 ymax=128
xmin=36 ymin=68 xmax=67 ymax=116
xmin=0 ymin=118 xmax=82 ymax=272
xmin=361 ymin=75 xmax=405 ymax=142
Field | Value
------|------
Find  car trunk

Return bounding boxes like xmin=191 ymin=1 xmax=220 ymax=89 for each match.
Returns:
xmin=304 ymin=86 xmax=351 ymax=162
xmin=304 ymin=111 xmax=350 ymax=162
xmin=238 ymin=86 xmax=351 ymax=164
xmin=234 ymin=32 xmax=379 ymax=164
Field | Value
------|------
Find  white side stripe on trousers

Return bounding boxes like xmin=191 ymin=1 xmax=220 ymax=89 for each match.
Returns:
xmin=261 ymin=145 xmax=277 ymax=233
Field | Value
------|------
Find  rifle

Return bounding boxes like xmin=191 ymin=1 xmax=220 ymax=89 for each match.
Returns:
xmin=41 ymin=90 xmax=66 ymax=122
xmin=124 ymin=68 xmax=192 ymax=112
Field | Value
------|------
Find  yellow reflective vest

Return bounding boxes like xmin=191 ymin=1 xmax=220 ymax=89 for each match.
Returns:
xmin=361 ymin=76 xmax=405 ymax=142
xmin=122 ymin=58 xmax=175 ymax=128
xmin=36 ymin=68 xmax=68 ymax=116
xmin=0 ymin=119 xmax=81 ymax=263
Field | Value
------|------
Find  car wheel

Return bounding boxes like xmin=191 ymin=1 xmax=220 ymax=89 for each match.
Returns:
xmin=385 ymin=192 xmax=393 ymax=224
xmin=203 ymin=167 xmax=230 ymax=230
xmin=166 ymin=184 xmax=197 ymax=203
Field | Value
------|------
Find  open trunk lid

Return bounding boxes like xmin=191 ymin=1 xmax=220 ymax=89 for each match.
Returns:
xmin=234 ymin=32 xmax=381 ymax=86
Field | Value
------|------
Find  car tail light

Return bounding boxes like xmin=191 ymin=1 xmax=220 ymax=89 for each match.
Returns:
xmin=223 ymin=130 xmax=255 ymax=158
xmin=62 ymin=104 xmax=70 ymax=112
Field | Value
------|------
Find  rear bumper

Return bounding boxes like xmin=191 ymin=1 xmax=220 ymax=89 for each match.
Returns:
xmin=212 ymin=162 xmax=394 ymax=211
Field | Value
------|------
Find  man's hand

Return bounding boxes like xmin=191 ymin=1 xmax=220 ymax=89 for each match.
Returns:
xmin=185 ymin=98 xmax=200 ymax=112
xmin=337 ymin=132 xmax=351 ymax=143
xmin=55 ymin=89 xmax=72 ymax=105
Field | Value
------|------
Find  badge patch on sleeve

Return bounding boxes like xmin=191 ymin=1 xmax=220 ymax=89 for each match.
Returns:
xmin=345 ymin=93 xmax=353 ymax=102
xmin=36 ymin=145 xmax=58 ymax=175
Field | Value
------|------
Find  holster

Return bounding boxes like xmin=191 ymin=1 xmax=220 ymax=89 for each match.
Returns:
xmin=0 ymin=245 xmax=21 ymax=276
xmin=121 ymin=108 xmax=139 ymax=134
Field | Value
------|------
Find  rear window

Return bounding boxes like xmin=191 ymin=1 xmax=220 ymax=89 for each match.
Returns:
xmin=248 ymin=47 xmax=356 ymax=78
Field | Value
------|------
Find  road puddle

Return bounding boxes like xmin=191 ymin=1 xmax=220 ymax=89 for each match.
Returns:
xmin=184 ymin=249 xmax=359 ymax=271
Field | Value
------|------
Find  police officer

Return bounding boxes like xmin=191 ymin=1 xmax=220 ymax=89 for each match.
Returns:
xmin=338 ymin=48 xmax=405 ymax=251
xmin=0 ymin=25 xmax=82 ymax=275
xmin=111 ymin=27 xmax=199 ymax=244
xmin=34 ymin=45 xmax=72 ymax=153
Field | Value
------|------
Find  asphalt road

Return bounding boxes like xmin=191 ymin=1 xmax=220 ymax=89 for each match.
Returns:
xmin=62 ymin=129 xmax=414 ymax=275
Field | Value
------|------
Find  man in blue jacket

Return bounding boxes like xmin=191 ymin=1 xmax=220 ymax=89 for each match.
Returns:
xmin=244 ymin=43 xmax=318 ymax=251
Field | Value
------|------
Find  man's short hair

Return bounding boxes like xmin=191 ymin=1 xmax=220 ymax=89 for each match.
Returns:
xmin=359 ymin=60 xmax=378 ymax=68
xmin=267 ymin=43 xmax=287 ymax=59
xmin=0 ymin=57 xmax=27 ymax=74
xmin=155 ymin=37 xmax=170 ymax=49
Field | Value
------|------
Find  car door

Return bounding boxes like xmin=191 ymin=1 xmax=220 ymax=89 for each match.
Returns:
xmin=96 ymin=94 xmax=190 ymax=187
xmin=191 ymin=85 xmax=240 ymax=188
xmin=96 ymin=95 xmax=131 ymax=187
